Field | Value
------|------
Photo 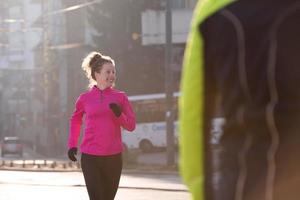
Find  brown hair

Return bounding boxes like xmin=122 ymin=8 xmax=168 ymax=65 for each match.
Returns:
xmin=81 ymin=51 xmax=115 ymax=87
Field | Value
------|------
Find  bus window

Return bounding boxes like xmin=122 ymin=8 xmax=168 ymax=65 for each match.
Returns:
xmin=129 ymin=93 xmax=179 ymax=123
xmin=122 ymin=92 xmax=179 ymax=152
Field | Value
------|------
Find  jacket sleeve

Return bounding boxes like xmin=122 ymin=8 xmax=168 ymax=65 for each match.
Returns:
xmin=68 ymin=96 xmax=84 ymax=148
xmin=117 ymin=94 xmax=136 ymax=132
xmin=179 ymin=0 xmax=233 ymax=200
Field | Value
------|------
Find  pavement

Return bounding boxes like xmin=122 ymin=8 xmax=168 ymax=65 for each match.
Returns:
xmin=0 ymin=170 xmax=187 ymax=191
xmin=0 ymin=168 xmax=190 ymax=200
xmin=0 ymin=149 xmax=190 ymax=199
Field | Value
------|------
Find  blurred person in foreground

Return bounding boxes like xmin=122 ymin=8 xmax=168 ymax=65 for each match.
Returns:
xmin=179 ymin=0 xmax=300 ymax=200
xmin=67 ymin=51 xmax=136 ymax=200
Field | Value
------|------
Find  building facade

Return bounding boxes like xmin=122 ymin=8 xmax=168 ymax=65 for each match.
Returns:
xmin=0 ymin=0 xmax=197 ymax=157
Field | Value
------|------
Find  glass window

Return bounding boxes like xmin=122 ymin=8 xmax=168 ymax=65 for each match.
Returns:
xmin=186 ymin=0 xmax=197 ymax=9
xmin=172 ymin=0 xmax=185 ymax=9
xmin=172 ymin=0 xmax=197 ymax=9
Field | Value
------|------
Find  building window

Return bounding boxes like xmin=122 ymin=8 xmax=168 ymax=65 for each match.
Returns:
xmin=9 ymin=49 xmax=24 ymax=63
xmin=172 ymin=0 xmax=197 ymax=9
xmin=172 ymin=0 xmax=184 ymax=9
xmin=186 ymin=0 xmax=197 ymax=9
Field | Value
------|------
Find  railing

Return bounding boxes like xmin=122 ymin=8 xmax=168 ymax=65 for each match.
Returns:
xmin=0 ymin=159 xmax=81 ymax=171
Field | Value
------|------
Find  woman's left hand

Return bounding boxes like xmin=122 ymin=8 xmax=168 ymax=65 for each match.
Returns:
xmin=109 ymin=103 xmax=122 ymax=117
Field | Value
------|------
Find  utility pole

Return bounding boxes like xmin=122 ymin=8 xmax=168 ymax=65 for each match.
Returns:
xmin=42 ymin=0 xmax=51 ymax=156
xmin=165 ymin=0 xmax=175 ymax=166
xmin=0 ymin=2 xmax=4 ymax=137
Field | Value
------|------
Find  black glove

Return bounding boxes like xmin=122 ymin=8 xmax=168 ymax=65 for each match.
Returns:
xmin=109 ymin=103 xmax=122 ymax=117
xmin=68 ymin=147 xmax=77 ymax=162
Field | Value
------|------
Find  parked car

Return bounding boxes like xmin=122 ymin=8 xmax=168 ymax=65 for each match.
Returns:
xmin=1 ymin=136 xmax=23 ymax=157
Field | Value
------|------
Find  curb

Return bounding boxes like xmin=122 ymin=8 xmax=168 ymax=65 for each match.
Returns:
xmin=0 ymin=159 xmax=81 ymax=172
xmin=0 ymin=159 xmax=179 ymax=175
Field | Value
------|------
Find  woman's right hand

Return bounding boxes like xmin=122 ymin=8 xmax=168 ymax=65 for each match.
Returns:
xmin=68 ymin=147 xmax=78 ymax=162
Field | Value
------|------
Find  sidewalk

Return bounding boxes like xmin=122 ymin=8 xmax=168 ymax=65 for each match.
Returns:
xmin=117 ymin=172 xmax=190 ymax=200
xmin=0 ymin=170 xmax=190 ymax=200
xmin=0 ymin=150 xmax=190 ymax=199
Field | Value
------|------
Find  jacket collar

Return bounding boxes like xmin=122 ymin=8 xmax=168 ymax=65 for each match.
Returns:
xmin=92 ymin=85 xmax=113 ymax=93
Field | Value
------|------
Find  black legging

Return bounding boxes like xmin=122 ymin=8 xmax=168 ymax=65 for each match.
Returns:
xmin=81 ymin=153 xmax=122 ymax=200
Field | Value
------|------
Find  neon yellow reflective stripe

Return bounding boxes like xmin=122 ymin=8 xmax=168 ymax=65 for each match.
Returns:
xmin=179 ymin=0 xmax=234 ymax=199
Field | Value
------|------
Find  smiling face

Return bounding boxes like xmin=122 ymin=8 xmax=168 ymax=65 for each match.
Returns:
xmin=95 ymin=62 xmax=116 ymax=89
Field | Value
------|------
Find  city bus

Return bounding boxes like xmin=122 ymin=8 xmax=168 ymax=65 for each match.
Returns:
xmin=122 ymin=92 xmax=179 ymax=153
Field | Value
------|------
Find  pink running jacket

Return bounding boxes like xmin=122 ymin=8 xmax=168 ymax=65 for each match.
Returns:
xmin=68 ymin=86 xmax=136 ymax=156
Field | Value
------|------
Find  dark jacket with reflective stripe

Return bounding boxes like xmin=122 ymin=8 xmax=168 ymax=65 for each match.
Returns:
xmin=200 ymin=1 xmax=300 ymax=199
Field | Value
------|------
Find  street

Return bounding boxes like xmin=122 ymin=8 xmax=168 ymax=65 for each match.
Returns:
xmin=0 ymin=143 xmax=190 ymax=199
xmin=0 ymin=170 xmax=190 ymax=200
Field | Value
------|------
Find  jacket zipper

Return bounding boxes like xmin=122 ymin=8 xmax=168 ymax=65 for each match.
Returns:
xmin=100 ymin=90 xmax=103 ymax=102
